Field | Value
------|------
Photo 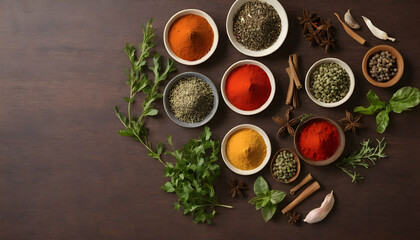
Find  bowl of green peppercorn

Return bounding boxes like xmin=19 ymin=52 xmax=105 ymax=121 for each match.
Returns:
xmin=305 ymin=58 xmax=355 ymax=108
xmin=163 ymin=72 xmax=219 ymax=128
xmin=270 ymin=148 xmax=300 ymax=184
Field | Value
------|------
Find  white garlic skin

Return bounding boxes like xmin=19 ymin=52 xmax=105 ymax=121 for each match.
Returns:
xmin=344 ymin=9 xmax=360 ymax=29
xmin=362 ymin=16 xmax=396 ymax=42
xmin=303 ymin=190 xmax=335 ymax=224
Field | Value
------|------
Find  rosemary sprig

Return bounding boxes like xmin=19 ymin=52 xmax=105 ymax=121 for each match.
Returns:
xmin=335 ymin=138 xmax=387 ymax=183
xmin=114 ymin=19 xmax=176 ymax=165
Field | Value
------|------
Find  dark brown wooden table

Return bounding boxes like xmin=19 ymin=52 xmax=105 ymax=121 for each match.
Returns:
xmin=1 ymin=0 xmax=419 ymax=239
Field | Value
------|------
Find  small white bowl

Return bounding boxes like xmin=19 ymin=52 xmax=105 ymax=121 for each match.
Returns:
xmin=221 ymin=124 xmax=271 ymax=175
xmin=226 ymin=0 xmax=288 ymax=57
xmin=163 ymin=9 xmax=219 ymax=65
xmin=305 ymin=58 xmax=355 ymax=108
xmin=221 ymin=59 xmax=276 ymax=115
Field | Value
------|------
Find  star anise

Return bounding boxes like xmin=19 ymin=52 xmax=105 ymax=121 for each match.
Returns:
xmin=297 ymin=8 xmax=319 ymax=34
xmin=320 ymin=36 xmax=335 ymax=53
xmin=318 ymin=18 xmax=333 ymax=37
xmin=287 ymin=211 xmax=301 ymax=224
xmin=305 ymin=30 xmax=322 ymax=46
xmin=272 ymin=108 xmax=301 ymax=137
xmin=228 ymin=179 xmax=248 ymax=198
xmin=339 ymin=110 xmax=363 ymax=134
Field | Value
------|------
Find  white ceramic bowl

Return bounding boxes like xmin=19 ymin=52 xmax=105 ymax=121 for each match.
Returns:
xmin=305 ymin=58 xmax=355 ymax=108
xmin=221 ymin=59 xmax=276 ymax=115
xmin=221 ymin=124 xmax=271 ymax=175
xmin=226 ymin=0 xmax=288 ymax=57
xmin=163 ymin=9 xmax=219 ymax=65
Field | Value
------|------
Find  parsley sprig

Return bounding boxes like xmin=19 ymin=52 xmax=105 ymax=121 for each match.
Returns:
xmin=114 ymin=19 xmax=175 ymax=165
xmin=335 ymin=138 xmax=387 ymax=183
xmin=162 ymin=127 xmax=233 ymax=224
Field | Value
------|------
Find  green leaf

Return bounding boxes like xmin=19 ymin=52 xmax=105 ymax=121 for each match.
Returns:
xmin=254 ymin=176 xmax=269 ymax=197
xmin=389 ymin=86 xmax=420 ymax=113
xmin=270 ymin=190 xmax=286 ymax=204
xmin=262 ymin=202 xmax=277 ymax=222
xmin=248 ymin=197 xmax=261 ymax=205
xmin=376 ymin=105 xmax=391 ymax=133
xmin=162 ymin=182 xmax=175 ymax=192
xmin=118 ymin=129 xmax=134 ymax=136
xmin=354 ymin=90 xmax=386 ymax=115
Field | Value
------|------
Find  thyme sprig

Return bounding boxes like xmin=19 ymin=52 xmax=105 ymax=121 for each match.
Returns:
xmin=114 ymin=19 xmax=176 ymax=165
xmin=335 ymin=138 xmax=387 ymax=183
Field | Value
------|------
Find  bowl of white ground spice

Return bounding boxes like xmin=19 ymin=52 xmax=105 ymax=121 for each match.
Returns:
xmin=163 ymin=72 xmax=219 ymax=128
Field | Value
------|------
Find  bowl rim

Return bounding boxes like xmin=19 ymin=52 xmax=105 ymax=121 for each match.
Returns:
xmin=163 ymin=72 xmax=219 ymax=128
xmin=163 ymin=9 xmax=219 ymax=66
xmin=305 ymin=57 xmax=355 ymax=108
xmin=362 ymin=44 xmax=404 ymax=88
xmin=270 ymin=148 xmax=301 ymax=184
xmin=293 ymin=117 xmax=345 ymax=166
xmin=225 ymin=0 xmax=289 ymax=57
xmin=221 ymin=124 xmax=271 ymax=175
xmin=220 ymin=59 xmax=276 ymax=115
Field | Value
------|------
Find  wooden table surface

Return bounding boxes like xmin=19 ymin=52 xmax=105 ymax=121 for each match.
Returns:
xmin=1 ymin=0 xmax=419 ymax=239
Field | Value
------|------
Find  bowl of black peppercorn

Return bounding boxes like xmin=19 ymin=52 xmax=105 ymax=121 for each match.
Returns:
xmin=362 ymin=45 xmax=404 ymax=88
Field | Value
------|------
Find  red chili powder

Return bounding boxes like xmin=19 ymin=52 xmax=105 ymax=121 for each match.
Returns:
xmin=225 ymin=64 xmax=271 ymax=111
xmin=298 ymin=120 xmax=340 ymax=161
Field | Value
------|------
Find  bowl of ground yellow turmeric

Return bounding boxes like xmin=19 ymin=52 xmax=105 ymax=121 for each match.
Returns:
xmin=164 ymin=9 xmax=219 ymax=65
xmin=221 ymin=124 xmax=271 ymax=175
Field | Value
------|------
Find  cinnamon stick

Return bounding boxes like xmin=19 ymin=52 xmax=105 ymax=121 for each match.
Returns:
xmin=285 ymin=68 xmax=295 ymax=105
xmin=292 ymin=87 xmax=299 ymax=109
xmin=288 ymin=55 xmax=302 ymax=89
xmin=290 ymin=173 xmax=313 ymax=195
xmin=292 ymin=53 xmax=299 ymax=73
xmin=334 ymin=13 xmax=366 ymax=45
xmin=281 ymin=181 xmax=320 ymax=214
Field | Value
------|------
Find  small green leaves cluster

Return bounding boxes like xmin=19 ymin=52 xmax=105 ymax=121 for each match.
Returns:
xmin=162 ymin=127 xmax=232 ymax=224
xmin=335 ymin=138 xmax=387 ymax=183
xmin=114 ymin=19 xmax=176 ymax=164
xmin=248 ymin=176 xmax=286 ymax=222
xmin=354 ymin=86 xmax=420 ymax=133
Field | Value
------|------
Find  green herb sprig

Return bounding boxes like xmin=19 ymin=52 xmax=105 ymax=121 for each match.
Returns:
xmin=248 ymin=176 xmax=286 ymax=222
xmin=162 ymin=127 xmax=233 ymax=224
xmin=114 ymin=19 xmax=176 ymax=164
xmin=354 ymin=86 xmax=420 ymax=133
xmin=335 ymin=138 xmax=387 ymax=183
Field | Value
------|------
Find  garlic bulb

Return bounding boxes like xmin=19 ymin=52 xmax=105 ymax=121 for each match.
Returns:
xmin=303 ymin=191 xmax=334 ymax=224
xmin=344 ymin=9 xmax=360 ymax=29
xmin=362 ymin=16 xmax=395 ymax=42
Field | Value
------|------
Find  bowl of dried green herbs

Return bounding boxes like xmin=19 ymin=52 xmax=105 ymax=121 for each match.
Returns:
xmin=163 ymin=72 xmax=219 ymax=128
xmin=226 ymin=0 xmax=288 ymax=57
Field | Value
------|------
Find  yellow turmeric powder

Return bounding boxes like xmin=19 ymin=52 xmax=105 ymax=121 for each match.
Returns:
xmin=226 ymin=129 xmax=267 ymax=170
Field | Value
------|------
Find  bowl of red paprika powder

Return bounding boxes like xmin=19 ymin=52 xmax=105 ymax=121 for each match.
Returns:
xmin=294 ymin=117 xmax=345 ymax=166
xmin=163 ymin=9 xmax=219 ymax=65
xmin=221 ymin=59 xmax=276 ymax=115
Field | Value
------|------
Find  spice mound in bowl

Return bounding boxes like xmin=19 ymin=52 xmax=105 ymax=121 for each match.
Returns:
xmin=163 ymin=72 xmax=218 ymax=128
xmin=362 ymin=45 xmax=404 ymax=88
xmin=305 ymin=58 xmax=355 ymax=108
xmin=221 ymin=59 xmax=276 ymax=115
xmin=270 ymin=149 xmax=300 ymax=184
xmin=221 ymin=124 xmax=271 ymax=175
xmin=226 ymin=0 xmax=288 ymax=57
xmin=163 ymin=9 xmax=219 ymax=65
xmin=294 ymin=117 xmax=345 ymax=166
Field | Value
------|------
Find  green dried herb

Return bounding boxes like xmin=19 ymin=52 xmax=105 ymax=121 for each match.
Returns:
xmin=233 ymin=0 xmax=281 ymax=51
xmin=114 ymin=18 xmax=176 ymax=164
xmin=169 ymin=76 xmax=214 ymax=123
xmin=335 ymin=138 xmax=387 ymax=183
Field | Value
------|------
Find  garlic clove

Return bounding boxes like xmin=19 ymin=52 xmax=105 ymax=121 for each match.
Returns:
xmin=303 ymin=190 xmax=335 ymax=224
xmin=362 ymin=16 xmax=396 ymax=42
xmin=344 ymin=9 xmax=360 ymax=29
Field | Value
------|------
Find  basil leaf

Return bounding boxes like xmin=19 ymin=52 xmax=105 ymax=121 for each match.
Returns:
xmin=262 ymin=202 xmax=277 ymax=222
xmin=254 ymin=176 xmax=269 ymax=196
xmin=270 ymin=190 xmax=287 ymax=204
xmin=354 ymin=90 xmax=386 ymax=115
xmin=376 ymin=105 xmax=391 ymax=133
xmin=389 ymin=87 xmax=420 ymax=113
